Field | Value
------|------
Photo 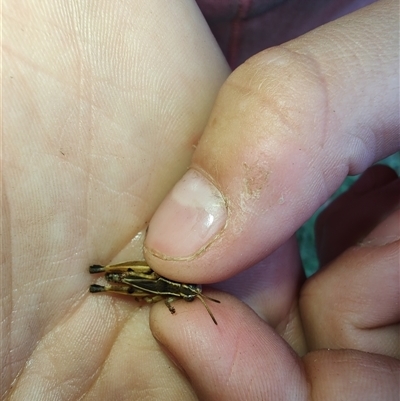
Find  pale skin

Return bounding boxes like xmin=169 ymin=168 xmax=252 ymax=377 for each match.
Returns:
xmin=2 ymin=1 xmax=399 ymax=400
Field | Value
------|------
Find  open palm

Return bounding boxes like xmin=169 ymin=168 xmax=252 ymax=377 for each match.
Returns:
xmin=2 ymin=2 xmax=228 ymax=399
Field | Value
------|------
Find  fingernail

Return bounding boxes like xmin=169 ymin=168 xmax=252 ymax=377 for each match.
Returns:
xmin=145 ymin=169 xmax=227 ymax=259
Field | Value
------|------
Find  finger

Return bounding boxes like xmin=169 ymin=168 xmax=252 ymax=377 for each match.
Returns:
xmin=150 ymin=292 xmax=308 ymax=401
xmin=145 ymin=0 xmax=399 ymax=283
xmin=301 ymin=234 xmax=400 ymax=358
xmin=303 ymin=350 xmax=400 ymax=401
xmin=316 ymin=165 xmax=399 ymax=265
xmin=150 ymin=292 xmax=400 ymax=400
xmin=212 ymin=236 xmax=307 ymax=355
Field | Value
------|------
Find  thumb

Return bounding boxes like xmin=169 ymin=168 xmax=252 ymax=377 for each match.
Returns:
xmin=145 ymin=0 xmax=399 ymax=283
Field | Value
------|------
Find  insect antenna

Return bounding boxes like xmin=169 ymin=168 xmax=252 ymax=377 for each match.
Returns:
xmin=196 ymin=294 xmax=219 ymax=325
xmin=201 ymin=294 xmax=221 ymax=304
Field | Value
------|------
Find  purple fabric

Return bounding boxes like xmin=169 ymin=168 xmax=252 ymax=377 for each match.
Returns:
xmin=196 ymin=0 xmax=376 ymax=68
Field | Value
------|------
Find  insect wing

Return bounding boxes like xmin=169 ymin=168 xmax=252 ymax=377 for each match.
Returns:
xmin=120 ymin=276 xmax=180 ymax=298
xmin=106 ymin=261 xmax=153 ymax=274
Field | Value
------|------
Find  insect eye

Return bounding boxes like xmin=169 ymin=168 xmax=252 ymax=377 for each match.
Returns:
xmin=187 ymin=284 xmax=202 ymax=292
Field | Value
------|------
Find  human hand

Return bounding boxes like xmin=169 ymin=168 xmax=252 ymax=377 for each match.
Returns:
xmin=151 ymin=165 xmax=399 ymax=401
xmin=2 ymin=1 xmax=228 ymax=399
xmin=150 ymin=163 xmax=399 ymax=400
xmin=3 ymin=0 xmax=398 ymax=400
xmin=144 ymin=0 xmax=400 ymax=399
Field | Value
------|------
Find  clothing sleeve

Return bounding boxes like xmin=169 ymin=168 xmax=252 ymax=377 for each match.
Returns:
xmin=196 ymin=0 xmax=373 ymax=68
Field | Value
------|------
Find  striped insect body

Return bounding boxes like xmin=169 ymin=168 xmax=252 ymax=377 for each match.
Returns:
xmin=89 ymin=261 xmax=220 ymax=324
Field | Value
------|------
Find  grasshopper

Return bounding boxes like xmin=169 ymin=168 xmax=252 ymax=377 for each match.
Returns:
xmin=89 ymin=261 xmax=220 ymax=324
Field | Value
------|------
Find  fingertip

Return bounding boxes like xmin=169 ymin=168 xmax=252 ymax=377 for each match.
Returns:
xmin=150 ymin=292 xmax=307 ymax=400
xmin=150 ymin=289 xmax=224 ymax=337
xmin=145 ymin=169 xmax=228 ymax=260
